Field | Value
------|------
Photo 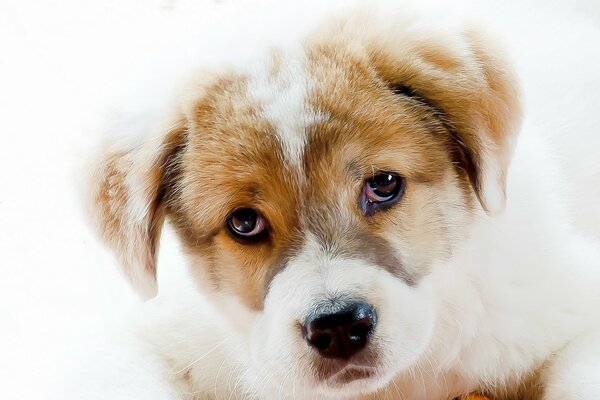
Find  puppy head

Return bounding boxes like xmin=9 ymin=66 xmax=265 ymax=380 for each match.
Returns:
xmin=91 ymin=9 xmax=520 ymax=397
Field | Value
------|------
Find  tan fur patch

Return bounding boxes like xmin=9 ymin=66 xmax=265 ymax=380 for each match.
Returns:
xmin=165 ymin=76 xmax=305 ymax=310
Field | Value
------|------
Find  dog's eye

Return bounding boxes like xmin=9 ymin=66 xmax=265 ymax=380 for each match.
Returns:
xmin=227 ymin=209 xmax=268 ymax=240
xmin=366 ymin=173 xmax=400 ymax=201
xmin=360 ymin=173 xmax=405 ymax=216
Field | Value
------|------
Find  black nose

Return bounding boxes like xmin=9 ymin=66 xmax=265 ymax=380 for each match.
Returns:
xmin=303 ymin=302 xmax=377 ymax=360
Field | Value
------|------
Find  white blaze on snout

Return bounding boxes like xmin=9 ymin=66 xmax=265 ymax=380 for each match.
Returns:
xmin=251 ymin=233 xmax=438 ymax=396
xmin=266 ymin=233 xmax=377 ymax=320
xmin=245 ymin=48 xmax=326 ymax=170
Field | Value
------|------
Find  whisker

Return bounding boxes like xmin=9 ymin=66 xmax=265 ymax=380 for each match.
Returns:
xmin=169 ymin=334 xmax=234 ymax=374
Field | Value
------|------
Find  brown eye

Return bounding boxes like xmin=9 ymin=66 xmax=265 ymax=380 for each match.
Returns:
xmin=227 ymin=209 xmax=268 ymax=240
xmin=360 ymin=172 xmax=405 ymax=216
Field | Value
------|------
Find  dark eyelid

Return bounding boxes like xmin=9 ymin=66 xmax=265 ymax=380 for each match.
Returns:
xmin=366 ymin=169 xmax=401 ymax=181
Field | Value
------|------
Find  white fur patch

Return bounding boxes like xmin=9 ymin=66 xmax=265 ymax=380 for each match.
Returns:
xmin=246 ymin=48 xmax=325 ymax=169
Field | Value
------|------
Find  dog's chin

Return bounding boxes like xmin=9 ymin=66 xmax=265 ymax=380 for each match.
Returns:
xmin=328 ymin=367 xmax=386 ymax=389
xmin=313 ymin=371 xmax=389 ymax=398
xmin=306 ymin=359 xmax=393 ymax=398
xmin=258 ymin=357 xmax=392 ymax=399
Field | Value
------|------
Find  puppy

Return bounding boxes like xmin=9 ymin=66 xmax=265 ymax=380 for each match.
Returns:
xmin=80 ymin=2 xmax=600 ymax=399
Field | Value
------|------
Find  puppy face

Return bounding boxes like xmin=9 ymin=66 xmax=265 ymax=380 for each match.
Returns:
xmin=91 ymin=10 xmax=520 ymax=397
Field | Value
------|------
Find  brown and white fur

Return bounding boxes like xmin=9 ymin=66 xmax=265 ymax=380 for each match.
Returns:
xmin=61 ymin=1 xmax=600 ymax=399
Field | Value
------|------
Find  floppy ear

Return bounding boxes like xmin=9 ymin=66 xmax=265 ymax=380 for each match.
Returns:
xmin=371 ymin=24 xmax=522 ymax=214
xmin=89 ymin=119 xmax=186 ymax=300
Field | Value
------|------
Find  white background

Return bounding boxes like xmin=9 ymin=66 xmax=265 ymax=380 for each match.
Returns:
xmin=1 ymin=0 xmax=599 ymax=398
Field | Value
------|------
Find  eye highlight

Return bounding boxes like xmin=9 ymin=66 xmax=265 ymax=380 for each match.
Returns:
xmin=359 ymin=172 xmax=405 ymax=217
xmin=227 ymin=208 xmax=268 ymax=241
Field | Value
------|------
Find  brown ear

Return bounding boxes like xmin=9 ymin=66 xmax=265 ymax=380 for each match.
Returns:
xmin=371 ymin=24 xmax=522 ymax=214
xmin=89 ymin=119 xmax=186 ymax=299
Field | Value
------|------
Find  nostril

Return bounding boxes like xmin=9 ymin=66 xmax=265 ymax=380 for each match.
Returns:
xmin=312 ymin=333 xmax=332 ymax=350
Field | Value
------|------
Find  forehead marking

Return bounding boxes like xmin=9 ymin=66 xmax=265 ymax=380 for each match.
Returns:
xmin=246 ymin=48 xmax=326 ymax=169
